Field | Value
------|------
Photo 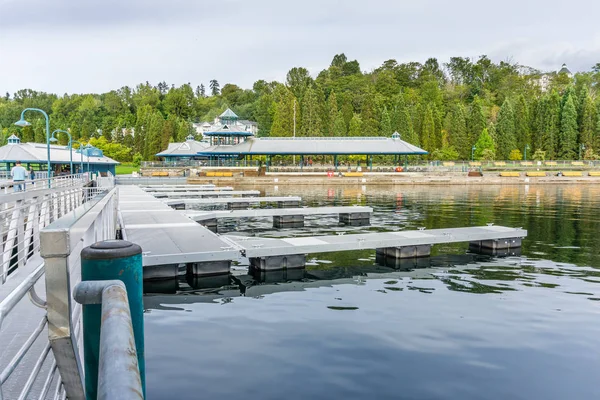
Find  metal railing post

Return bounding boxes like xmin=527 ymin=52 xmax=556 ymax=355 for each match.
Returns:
xmin=73 ymin=280 xmax=144 ymax=400
xmin=80 ymin=240 xmax=144 ymax=400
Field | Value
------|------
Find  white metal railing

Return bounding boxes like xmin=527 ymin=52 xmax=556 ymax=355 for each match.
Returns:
xmin=40 ymin=186 xmax=118 ymax=400
xmin=0 ymin=173 xmax=89 ymax=195
xmin=0 ymin=177 xmax=117 ymax=399
xmin=0 ymin=174 xmax=98 ymax=283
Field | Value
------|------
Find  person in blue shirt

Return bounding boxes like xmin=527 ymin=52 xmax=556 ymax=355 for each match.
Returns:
xmin=11 ymin=161 xmax=27 ymax=192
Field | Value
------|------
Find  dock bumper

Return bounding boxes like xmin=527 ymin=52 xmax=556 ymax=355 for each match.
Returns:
xmin=339 ymin=212 xmax=371 ymax=225
xmin=273 ymin=215 xmax=305 ymax=228
xmin=250 ymin=254 xmax=307 ymax=270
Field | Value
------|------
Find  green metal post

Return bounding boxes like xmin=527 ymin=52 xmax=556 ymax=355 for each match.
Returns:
xmin=334 ymin=155 xmax=338 ymax=171
xmin=81 ymin=240 xmax=145 ymax=400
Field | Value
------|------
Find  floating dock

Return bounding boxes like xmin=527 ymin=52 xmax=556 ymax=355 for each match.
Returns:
xmin=150 ymin=190 xmax=260 ymax=198
xmin=164 ymin=196 xmax=303 ymax=210
xmin=143 ymin=185 xmax=234 ymax=192
xmin=186 ymin=206 xmax=373 ymax=230
xmin=119 ymin=185 xmax=527 ymax=281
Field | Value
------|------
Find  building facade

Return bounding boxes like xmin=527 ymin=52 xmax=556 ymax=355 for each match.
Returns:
xmin=192 ymin=108 xmax=258 ymax=138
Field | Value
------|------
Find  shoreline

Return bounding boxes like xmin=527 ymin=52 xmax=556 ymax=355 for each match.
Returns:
xmin=185 ymin=172 xmax=600 ymax=186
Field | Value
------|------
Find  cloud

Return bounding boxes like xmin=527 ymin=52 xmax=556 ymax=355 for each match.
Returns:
xmin=0 ymin=0 xmax=599 ymax=94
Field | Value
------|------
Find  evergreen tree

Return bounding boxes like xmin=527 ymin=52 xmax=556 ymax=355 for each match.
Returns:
xmin=379 ymin=107 xmax=392 ymax=136
xmin=340 ymin=95 xmax=354 ymax=130
xmin=514 ymin=94 xmax=530 ymax=152
xmin=134 ymin=105 xmax=152 ymax=155
xmin=348 ymin=113 xmax=362 ymax=136
xmin=209 ymin=80 xmax=220 ymax=96
xmin=396 ymin=105 xmax=416 ymax=145
xmin=390 ymin=94 xmax=405 ymax=130
xmin=254 ymin=93 xmax=274 ymax=137
xmin=332 ymin=111 xmax=347 ymax=136
xmin=360 ymin=92 xmax=379 ymax=136
xmin=270 ymin=85 xmax=296 ymax=137
xmin=412 ymin=103 xmax=423 ymax=143
xmin=579 ymin=94 xmax=596 ymax=148
xmin=199 ymin=84 xmax=206 ymax=97
xmin=467 ymin=96 xmax=486 ymax=147
xmin=327 ymin=91 xmax=338 ymax=136
xmin=144 ymin=111 xmax=164 ymax=160
xmin=300 ymin=87 xmax=322 ymax=136
xmin=559 ymin=94 xmax=578 ymax=159
xmin=433 ymin=104 xmax=444 ymax=149
xmin=543 ymin=91 xmax=561 ymax=159
xmin=473 ymin=128 xmax=495 ymax=160
xmin=448 ymin=103 xmax=468 ymax=158
xmin=495 ymin=98 xmax=517 ymax=159
xmin=531 ymin=97 xmax=546 ymax=152
xmin=33 ymin=119 xmax=45 ymax=143
xmin=161 ymin=116 xmax=176 ymax=151
xmin=421 ymin=104 xmax=435 ymax=153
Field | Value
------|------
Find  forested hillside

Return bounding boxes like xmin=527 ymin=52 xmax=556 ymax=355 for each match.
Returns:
xmin=1 ymin=54 xmax=600 ymax=161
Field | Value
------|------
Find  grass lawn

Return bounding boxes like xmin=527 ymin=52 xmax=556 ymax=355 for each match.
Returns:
xmin=116 ymin=163 xmax=139 ymax=175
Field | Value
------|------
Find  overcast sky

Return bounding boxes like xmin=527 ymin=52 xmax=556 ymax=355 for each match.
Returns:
xmin=1 ymin=0 xmax=599 ymax=95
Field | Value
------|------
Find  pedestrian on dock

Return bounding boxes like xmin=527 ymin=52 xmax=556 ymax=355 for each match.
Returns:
xmin=29 ymin=167 xmax=36 ymax=185
xmin=11 ymin=161 xmax=27 ymax=192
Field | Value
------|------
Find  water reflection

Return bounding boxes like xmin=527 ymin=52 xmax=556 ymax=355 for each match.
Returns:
xmin=145 ymin=185 xmax=600 ymax=400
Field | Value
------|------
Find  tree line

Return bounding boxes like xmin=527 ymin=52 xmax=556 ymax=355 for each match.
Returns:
xmin=1 ymin=53 xmax=600 ymax=161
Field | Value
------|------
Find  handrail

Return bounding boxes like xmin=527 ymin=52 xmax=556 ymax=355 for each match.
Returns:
xmin=74 ymin=280 xmax=143 ymax=400
xmin=0 ymin=176 xmax=117 ymax=399
xmin=0 ymin=174 xmax=98 ymax=284
xmin=41 ymin=187 xmax=118 ymax=400
xmin=0 ymin=172 xmax=90 ymax=194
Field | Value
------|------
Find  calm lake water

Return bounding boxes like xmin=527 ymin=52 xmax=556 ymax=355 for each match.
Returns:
xmin=144 ymin=185 xmax=600 ymax=400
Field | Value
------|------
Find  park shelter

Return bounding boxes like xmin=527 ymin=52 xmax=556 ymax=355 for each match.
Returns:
xmin=195 ymin=133 xmax=427 ymax=170
xmin=155 ymin=135 xmax=211 ymax=162
xmin=0 ymin=135 xmax=119 ymax=175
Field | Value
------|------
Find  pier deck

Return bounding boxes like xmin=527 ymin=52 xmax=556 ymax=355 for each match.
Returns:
xmin=225 ymin=225 xmax=526 ymax=258
xmin=151 ymin=190 xmax=260 ymax=198
xmin=164 ymin=196 xmax=301 ymax=206
xmin=143 ymin=185 xmax=233 ymax=192
xmin=118 ymin=185 xmax=526 ymax=278
xmin=186 ymin=206 xmax=373 ymax=221
xmin=119 ymin=186 xmax=238 ymax=270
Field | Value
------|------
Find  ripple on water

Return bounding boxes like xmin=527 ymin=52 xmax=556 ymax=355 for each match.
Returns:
xmin=147 ymin=185 xmax=600 ymax=400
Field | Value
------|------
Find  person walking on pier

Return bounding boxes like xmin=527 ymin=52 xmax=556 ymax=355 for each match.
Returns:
xmin=29 ymin=167 xmax=36 ymax=186
xmin=11 ymin=160 xmax=27 ymax=192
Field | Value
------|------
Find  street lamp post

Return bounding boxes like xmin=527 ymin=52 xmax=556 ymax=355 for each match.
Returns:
xmin=14 ymin=108 xmax=51 ymax=188
xmin=73 ymin=141 xmax=86 ymax=173
xmin=471 ymin=146 xmax=476 ymax=162
xmin=579 ymin=144 xmax=586 ymax=160
xmin=84 ymin=144 xmax=93 ymax=174
xmin=524 ymin=144 xmax=530 ymax=161
xmin=50 ymin=129 xmax=73 ymax=174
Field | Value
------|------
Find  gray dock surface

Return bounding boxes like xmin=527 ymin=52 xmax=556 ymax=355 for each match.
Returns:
xmin=143 ymin=186 xmax=233 ymax=192
xmin=119 ymin=185 xmax=526 ymax=270
xmin=119 ymin=186 xmax=239 ymax=266
xmin=224 ymin=225 xmax=527 ymax=258
xmin=164 ymin=196 xmax=301 ymax=206
xmin=186 ymin=206 xmax=373 ymax=221
xmin=150 ymin=190 xmax=260 ymax=198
